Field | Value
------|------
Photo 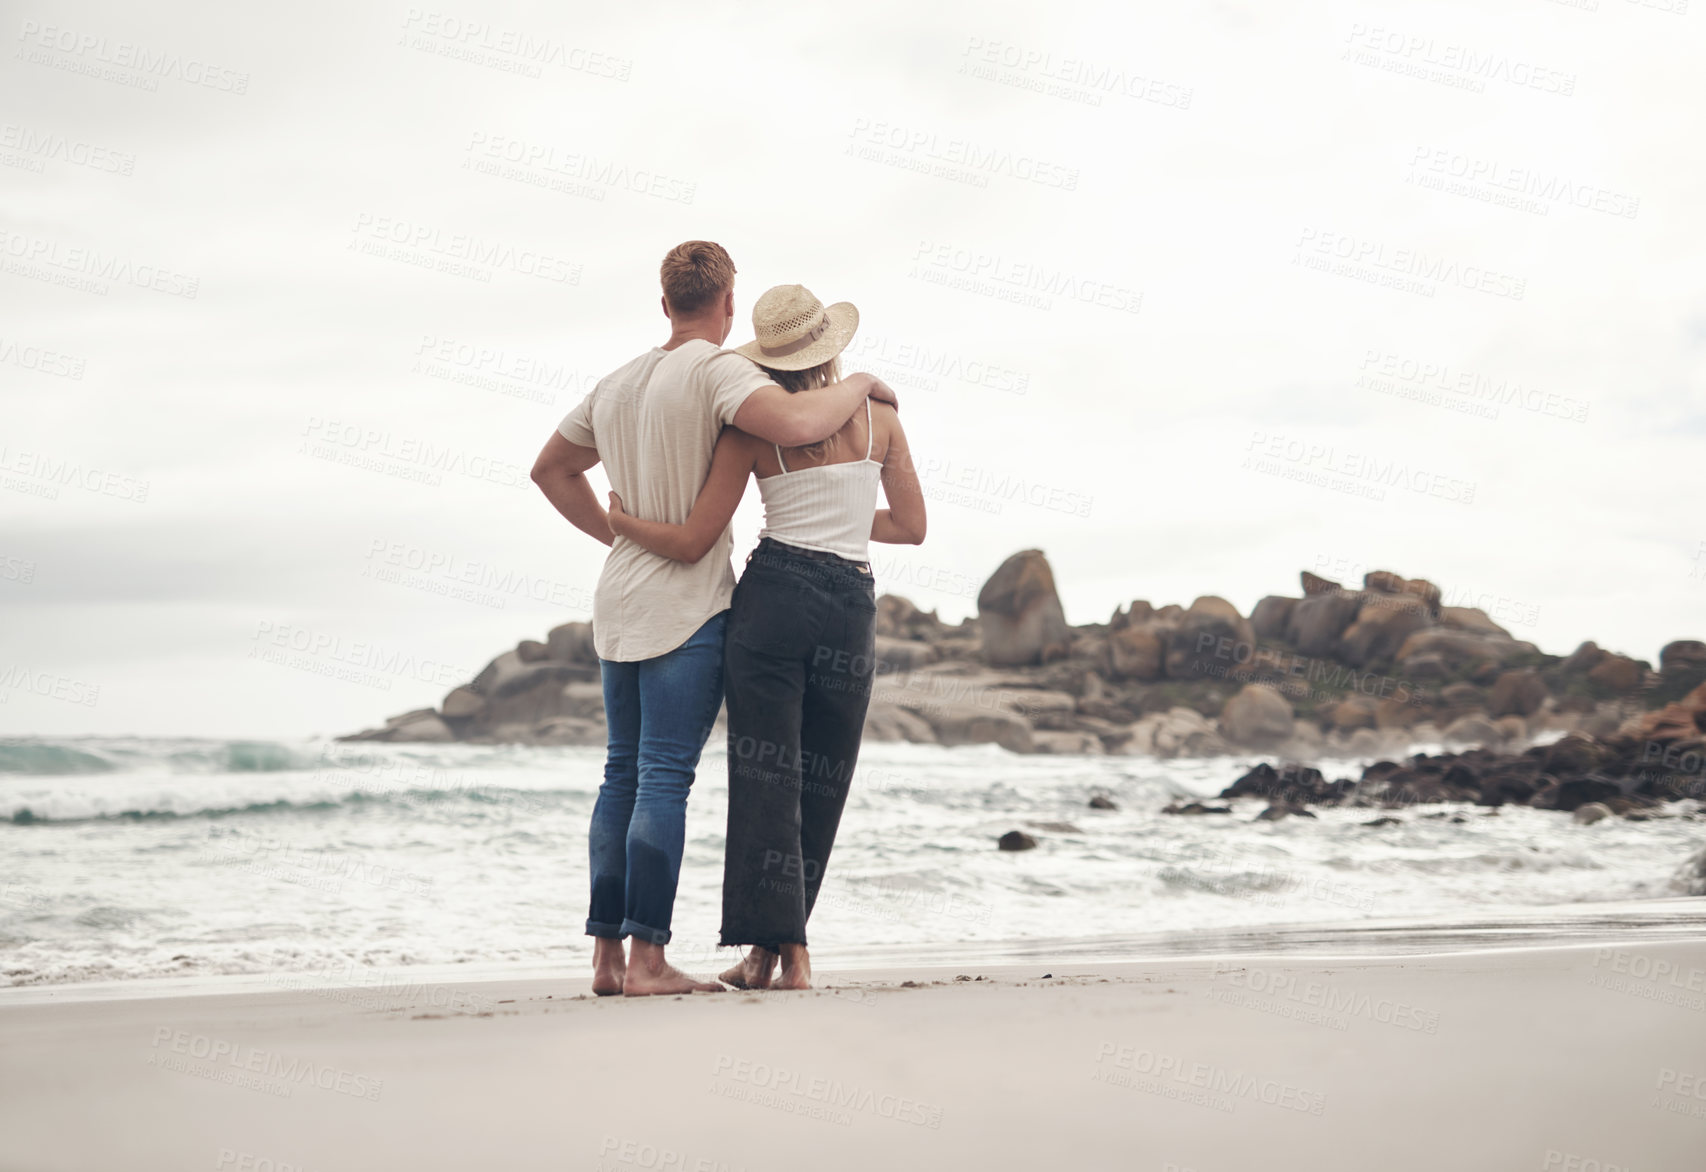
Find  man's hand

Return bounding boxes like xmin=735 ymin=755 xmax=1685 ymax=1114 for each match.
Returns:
xmin=864 ymin=375 xmax=900 ymax=412
xmin=606 ymin=491 xmax=631 ymax=538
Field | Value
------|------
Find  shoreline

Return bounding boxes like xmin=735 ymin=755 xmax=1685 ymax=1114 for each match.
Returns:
xmin=6 ymin=897 xmax=1700 ymax=1006
xmin=3 ymin=916 xmax=1703 ymax=1170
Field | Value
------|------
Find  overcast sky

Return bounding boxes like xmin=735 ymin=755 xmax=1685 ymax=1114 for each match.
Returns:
xmin=3 ymin=0 xmax=1703 ymax=739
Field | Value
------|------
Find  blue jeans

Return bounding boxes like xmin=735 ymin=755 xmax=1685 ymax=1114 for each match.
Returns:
xmin=586 ymin=610 xmax=727 ymax=946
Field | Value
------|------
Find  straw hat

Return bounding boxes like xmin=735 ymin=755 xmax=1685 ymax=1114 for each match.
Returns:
xmin=731 ymin=284 xmax=859 ymax=372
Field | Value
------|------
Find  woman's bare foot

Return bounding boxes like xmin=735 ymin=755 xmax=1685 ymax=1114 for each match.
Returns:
xmin=719 ymin=948 xmax=779 ymax=989
xmin=591 ymin=937 xmax=627 ymax=996
xmin=624 ymin=940 xmax=723 ymax=996
xmin=776 ymin=943 xmax=812 ymax=990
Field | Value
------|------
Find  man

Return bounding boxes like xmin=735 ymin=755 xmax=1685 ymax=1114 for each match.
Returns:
xmin=530 ymin=241 xmax=895 ymax=996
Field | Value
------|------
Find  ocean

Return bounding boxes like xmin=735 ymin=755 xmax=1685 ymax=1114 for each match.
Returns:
xmin=2 ymin=735 xmax=1699 ymax=988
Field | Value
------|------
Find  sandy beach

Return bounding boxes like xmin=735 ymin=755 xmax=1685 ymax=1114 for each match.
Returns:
xmin=4 ymin=915 xmax=1703 ymax=1172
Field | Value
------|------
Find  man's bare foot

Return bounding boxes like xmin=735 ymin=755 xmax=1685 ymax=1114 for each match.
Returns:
xmin=776 ymin=942 xmax=811 ymax=990
xmin=591 ymin=937 xmax=627 ymax=996
xmin=719 ymin=948 xmax=779 ymax=990
xmin=624 ymin=940 xmax=723 ymax=996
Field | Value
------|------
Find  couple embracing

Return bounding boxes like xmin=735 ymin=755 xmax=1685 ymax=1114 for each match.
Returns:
xmin=530 ymin=241 xmax=927 ymax=996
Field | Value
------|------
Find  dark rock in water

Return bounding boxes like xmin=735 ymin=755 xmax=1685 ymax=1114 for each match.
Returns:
xmin=998 ymin=830 xmax=1038 ymax=851
xmin=1256 ymin=801 xmax=1316 ymax=822
xmin=1088 ymin=794 xmax=1118 ymax=810
xmin=1162 ymin=801 xmax=1232 ymax=816
xmin=1542 ymin=734 xmax=1612 ymax=777
xmin=1220 ymin=762 xmax=1351 ymax=805
xmin=1530 ymin=776 xmax=1624 ymax=813
xmin=1362 ymin=816 xmax=1402 ymax=828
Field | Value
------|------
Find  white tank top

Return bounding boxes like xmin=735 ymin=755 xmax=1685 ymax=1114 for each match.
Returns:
xmin=756 ymin=399 xmax=883 ymax=562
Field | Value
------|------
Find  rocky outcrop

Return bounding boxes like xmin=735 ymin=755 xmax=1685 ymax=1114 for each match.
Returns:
xmin=1219 ymin=680 xmax=1706 ymax=819
xmin=343 ymin=556 xmax=1701 ymax=767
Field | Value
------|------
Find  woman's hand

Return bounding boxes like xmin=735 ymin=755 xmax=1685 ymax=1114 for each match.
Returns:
xmin=606 ymin=491 xmax=631 ymax=537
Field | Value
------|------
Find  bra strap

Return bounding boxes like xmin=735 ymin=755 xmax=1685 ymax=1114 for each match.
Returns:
xmin=774 ymin=442 xmax=789 ymax=474
xmin=864 ymin=398 xmax=874 ymax=460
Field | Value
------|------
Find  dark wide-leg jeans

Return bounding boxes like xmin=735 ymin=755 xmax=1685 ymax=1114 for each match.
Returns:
xmin=720 ymin=538 xmax=877 ymax=950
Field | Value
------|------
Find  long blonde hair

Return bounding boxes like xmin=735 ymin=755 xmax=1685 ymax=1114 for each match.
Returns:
xmin=762 ymin=356 xmax=842 ymax=461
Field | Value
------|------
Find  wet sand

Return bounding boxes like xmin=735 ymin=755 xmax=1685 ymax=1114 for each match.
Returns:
xmin=3 ymin=920 xmax=1704 ymax=1171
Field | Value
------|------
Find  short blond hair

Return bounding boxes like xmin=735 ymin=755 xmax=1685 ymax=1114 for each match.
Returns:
xmin=660 ymin=240 xmax=735 ymax=314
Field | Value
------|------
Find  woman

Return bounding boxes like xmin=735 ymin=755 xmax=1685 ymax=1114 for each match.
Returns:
xmin=606 ymin=283 xmax=926 ymax=991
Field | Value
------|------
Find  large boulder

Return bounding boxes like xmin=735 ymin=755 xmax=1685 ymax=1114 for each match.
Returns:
xmin=441 ymin=686 xmax=486 ymax=719
xmin=1395 ymin=629 xmax=1536 ymax=674
xmin=876 ymin=595 xmax=949 ymax=643
xmin=1489 ymin=669 xmax=1548 ymax=718
xmin=977 ymin=550 xmax=1072 ymax=667
xmin=1219 ymin=684 xmax=1295 ymax=747
xmin=1108 ymin=624 xmax=1167 ymax=681
xmin=1660 ymin=640 xmax=1706 ymax=676
xmin=927 ymin=702 xmax=1034 ymax=753
xmin=1562 ymin=641 xmax=1608 ymax=673
xmin=874 ymin=670 xmax=1037 ymax=752
xmin=1149 ymin=707 xmax=1231 ymax=757
xmin=1286 ymin=591 xmax=1363 ymax=658
xmin=1300 ymin=571 xmax=1342 ymax=597
xmin=558 ymin=681 xmax=607 ymax=720
xmin=862 ymin=703 xmax=936 ymax=743
xmin=1623 ymin=680 xmax=1706 ymax=747
xmin=1442 ymin=713 xmax=1501 ymax=746
xmin=545 ymin=622 xmax=596 ymax=664
xmin=1326 ymin=695 xmax=1379 ymax=733
xmin=873 ymin=636 xmax=937 ymax=675
xmin=1110 ymin=600 xmax=1155 ymax=629
xmin=1249 ymin=596 xmax=1297 ymax=642
xmin=1165 ymin=596 xmax=1256 ymax=679
xmin=1440 ymin=607 xmax=1512 ymax=638
xmin=1338 ymin=596 xmax=1433 ymax=668
xmin=1363 ymin=570 xmax=1442 ymax=616
xmin=477 ymin=662 xmax=590 ymax=728
xmin=1587 ymin=654 xmax=1644 ymax=691
xmin=468 ymin=649 xmax=530 ymax=696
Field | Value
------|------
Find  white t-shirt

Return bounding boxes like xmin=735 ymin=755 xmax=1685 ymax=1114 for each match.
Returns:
xmin=558 ymin=339 xmax=774 ymax=662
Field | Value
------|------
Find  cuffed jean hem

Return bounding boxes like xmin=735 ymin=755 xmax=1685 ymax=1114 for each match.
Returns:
xmin=622 ymin=918 xmax=671 ymax=946
xmin=585 ymin=919 xmax=625 ymax=939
